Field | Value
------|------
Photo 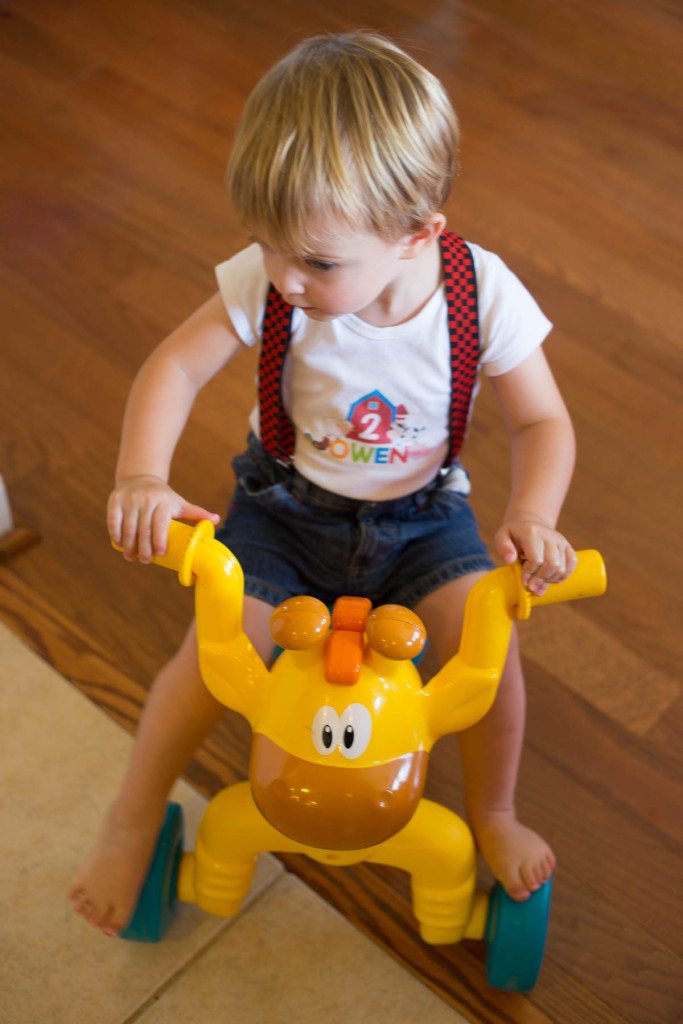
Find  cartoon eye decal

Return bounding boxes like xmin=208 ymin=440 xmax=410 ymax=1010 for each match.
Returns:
xmin=311 ymin=704 xmax=373 ymax=759
xmin=338 ymin=704 xmax=372 ymax=760
xmin=311 ymin=706 xmax=339 ymax=756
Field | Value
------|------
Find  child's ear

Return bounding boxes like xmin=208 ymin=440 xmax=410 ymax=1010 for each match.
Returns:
xmin=400 ymin=213 xmax=446 ymax=259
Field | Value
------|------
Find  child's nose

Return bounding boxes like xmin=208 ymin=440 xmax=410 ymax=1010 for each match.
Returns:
xmin=277 ymin=261 xmax=306 ymax=298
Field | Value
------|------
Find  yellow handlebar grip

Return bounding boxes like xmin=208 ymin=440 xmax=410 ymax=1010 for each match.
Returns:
xmin=530 ymin=549 xmax=607 ymax=608
xmin=112 ymin=520 xmax=216 ymax=585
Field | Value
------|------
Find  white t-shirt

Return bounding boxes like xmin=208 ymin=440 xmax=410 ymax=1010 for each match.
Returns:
xmin=215 ymin=242 xmax=551 ymax=500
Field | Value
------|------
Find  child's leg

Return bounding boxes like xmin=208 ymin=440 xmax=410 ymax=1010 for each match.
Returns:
xmin=69 ymin=596 xmax=275 ymax=935
xmin=415 ymin=574 xmax=555 ymax=902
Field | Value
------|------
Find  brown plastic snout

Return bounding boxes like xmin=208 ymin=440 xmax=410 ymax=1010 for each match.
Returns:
xmin=270 ymin=596 xmax=330 ymax=650
xmin=366 ymin=605 xmax=426 ymax=661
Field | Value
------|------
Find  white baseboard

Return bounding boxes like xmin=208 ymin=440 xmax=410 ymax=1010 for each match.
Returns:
xmin=0 ymin=475 xmax=15 ymax=539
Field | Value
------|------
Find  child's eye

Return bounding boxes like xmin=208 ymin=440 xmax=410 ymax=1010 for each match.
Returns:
xmin=306 ymin=258 xmax=337 ymax=273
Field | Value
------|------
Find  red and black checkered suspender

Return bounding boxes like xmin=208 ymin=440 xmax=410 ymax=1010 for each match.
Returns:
xmin=258 ymin=285 xmax=296 ymax=463
xmin=257 ymin=230 xmax=480 ymax=466
xmin=439 ymin=231 xmax=481 ymax=465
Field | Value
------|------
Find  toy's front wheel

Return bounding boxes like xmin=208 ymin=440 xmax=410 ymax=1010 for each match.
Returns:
xmin=485 ymin=877 xmax=552 ymax=991
xmin=120 ymin=802 xmax=184 ymax=943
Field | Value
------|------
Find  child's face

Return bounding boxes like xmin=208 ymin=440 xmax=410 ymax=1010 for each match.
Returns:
xmin=249 ymin=215 xmax=412 ymax=324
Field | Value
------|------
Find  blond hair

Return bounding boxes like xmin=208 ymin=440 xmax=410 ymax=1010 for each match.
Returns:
xmin=227 ymin=32 xmax=459 ymax=249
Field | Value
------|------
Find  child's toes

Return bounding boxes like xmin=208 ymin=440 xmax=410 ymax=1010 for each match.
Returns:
xmin=538 ymin=851 xmax=555 ymax=884
xmin=91 ymin=902 xmax=116 ymax=930
xmin=77 ymin=897 xmax=98 ymax=923
xmin=99 ymin=905 xmax=128 ymax=937
xmin=533 ymin=860 xmax=548 ymax=886
xmin=522 ymin=856 xmax=554 ymax=895
xmin=519 ymin=862 xmax=540 ymax=895
xmin=505 ymin=869 xmax=532 ymax=901
xmin=70 ymin=886 xmax=110 ymax=929
xmin=98 ymin=910 xmax=121 ymax=937
xmin=69 ymin=886 xmax=92 ymax=917
xmin=508 ymin=885 xmax=531 ymax=901
xmin=68 ymin=882 xmax=85 ymax=906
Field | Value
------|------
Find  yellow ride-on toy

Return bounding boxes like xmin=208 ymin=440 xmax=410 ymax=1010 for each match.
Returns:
xmin=119 ymin=520 xmax=606 ymax=991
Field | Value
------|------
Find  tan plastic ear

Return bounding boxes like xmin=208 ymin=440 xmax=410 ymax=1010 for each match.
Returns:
xmin=366 ymin=605 xmax=426 ymax=661
xmin=270 ymin=596 xmax=330 ymax=650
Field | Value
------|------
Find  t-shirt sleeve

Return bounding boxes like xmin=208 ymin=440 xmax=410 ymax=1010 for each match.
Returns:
xmin=214 ymin=243 xmax=269 ymax=348
xmin=469 ymin=244 xmax=553 ymax=376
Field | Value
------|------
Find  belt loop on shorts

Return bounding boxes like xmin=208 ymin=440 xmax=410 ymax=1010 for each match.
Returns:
xmin=290 ymin=473 xmax=308 ymax=503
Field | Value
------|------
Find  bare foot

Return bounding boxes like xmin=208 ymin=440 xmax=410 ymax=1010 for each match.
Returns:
xmin=471 ymin=809 xmax=556 ymax=901
xmin=68 ymin=802 xmax=165 ymax=936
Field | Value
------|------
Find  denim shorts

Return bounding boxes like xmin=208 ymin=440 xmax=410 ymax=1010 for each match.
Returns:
xmin=216 ymin=434 xmax=494 ymax=609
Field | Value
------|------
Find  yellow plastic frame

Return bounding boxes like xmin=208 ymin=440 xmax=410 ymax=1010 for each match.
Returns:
xmin=140 ymin=520 xmax=606 ymax=944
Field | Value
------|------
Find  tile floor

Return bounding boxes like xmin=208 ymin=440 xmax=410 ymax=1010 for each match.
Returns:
xmin=0 ymin=621 xmax=470 ymax=1024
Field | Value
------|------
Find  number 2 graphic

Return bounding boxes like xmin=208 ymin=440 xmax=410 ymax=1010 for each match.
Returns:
xmin=358 ymin=412 xmax=382 ymax=441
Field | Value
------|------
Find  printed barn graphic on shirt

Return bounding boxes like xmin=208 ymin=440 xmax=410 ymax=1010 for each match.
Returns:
xmin=305 ymin=390 xmax=430 ymax=467
xmin=346 ymin=391 xmax=405 ymax=444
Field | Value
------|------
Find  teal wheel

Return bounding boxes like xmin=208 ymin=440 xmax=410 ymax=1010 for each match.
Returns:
xmin=120 ymin=802 xmax=184 ymax=943
xmin=485 ymin=877 xmax=552 ymax=991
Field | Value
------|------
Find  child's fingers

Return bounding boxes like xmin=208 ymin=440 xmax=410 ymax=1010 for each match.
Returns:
xmin=565 ymin=544 xmax=578 ymax=577
xmin=119 ymin=508 xmax=141 ymax=561
xmin=151 ymin=504 xmax=173 ymax=557
xmin=179 ymin=502 xmax=221 ymax=525
xmin=523 ymin=541 xmax=575 ymax=592
xmin=107 ymin=499 xmax=123 ymax=547
xmin=493 ymin=527 xmax=519 ymax=564
xmin=108 ymin=485 xmax=220 ymax=564
xmin=147 ymin=500 xmax=219 ymax=559
xmin=501 ymin=518 xmax=577 ymax=593
xmin=539 ymin=542 xmax=565 ymax=583
xmin=537 ymin=541 xmax=577 ymax=584
xmin=135 ymin=503 xmax=157 ymax=563
xmin=519 ymin=541 xmax=544 ymax=585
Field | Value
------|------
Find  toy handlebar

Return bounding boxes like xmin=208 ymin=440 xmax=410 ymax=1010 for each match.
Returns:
xmin=516 ymin=549 xmax=606 ymax=619
xmin=114 ymin=522 xmax=606 ymax=617
xmin=124 ymin=520 xmax=219 ymax=586
xmin=113 ymin=522 xmax=606 ymax=741
xmin=444 ymin=548 xmax=606 ymax=693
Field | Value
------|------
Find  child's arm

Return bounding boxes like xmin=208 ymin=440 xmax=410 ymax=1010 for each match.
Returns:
xmin=489 ymin=347 xmax=577 ymax=596
xmin=109 ymin=292 xmax=244 ymax=562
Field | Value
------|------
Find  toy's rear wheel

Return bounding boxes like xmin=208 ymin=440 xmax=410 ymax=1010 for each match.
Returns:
xmin=120 ymin=802 xmax=184 ymax=943
xmin=485 ymin=877 xmax=552 ymax=991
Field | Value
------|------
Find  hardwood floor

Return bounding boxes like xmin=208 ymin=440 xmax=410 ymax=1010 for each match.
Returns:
xmin=1 ymin=2 xmax=681 ymax=1021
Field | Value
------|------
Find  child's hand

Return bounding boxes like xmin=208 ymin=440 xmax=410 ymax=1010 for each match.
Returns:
xmin=107 ymin=475 xmax=220 ymax=563
xmin=494 ymin=516 xmax=577 ymax=596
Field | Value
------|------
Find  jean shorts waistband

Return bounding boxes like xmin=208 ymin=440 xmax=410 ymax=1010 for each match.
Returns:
xmin=245 ymin=432 xmax=440 ymax=518
xmin=223 ymin=433 xmax=492 ymax=608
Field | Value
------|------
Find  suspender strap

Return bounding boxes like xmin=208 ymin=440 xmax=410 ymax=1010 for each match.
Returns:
xmin=258 ymin=285 xmax=295 ymax=463
xmin=258 ymin=230 xmax=480 ymax=466
xmin=439 ymin=232 xmax=480 ymax=465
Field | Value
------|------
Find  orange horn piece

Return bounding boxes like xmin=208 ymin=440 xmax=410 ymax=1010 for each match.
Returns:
xmin=324 ymin=596 xmax=372 ymax=685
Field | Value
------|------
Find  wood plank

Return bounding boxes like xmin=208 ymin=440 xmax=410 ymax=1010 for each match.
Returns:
xmin=520 ymin=606 xmax=680 ymax=736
